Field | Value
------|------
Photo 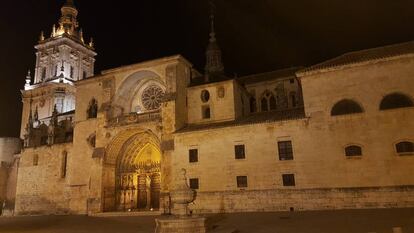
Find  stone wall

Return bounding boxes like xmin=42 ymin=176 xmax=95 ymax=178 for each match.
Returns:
xmin=0 ymin=137 xmax=21 ymax=215
xmin=172 ymin=55 xmax=414 ymax=213
xmin=4 ymin=157 xmax=19 ymax=214
xmin=190 ymin=186 xmax=414 ymax=213
xmin=0 ymin=138 xmax=21 ymax=163
xmin=14 ymin=143 xmax=72 ymax=215
xmin=0 ymin=165 xmax=7 ymax=205
xmin=187 ymin=80 xmax=236 ymax=124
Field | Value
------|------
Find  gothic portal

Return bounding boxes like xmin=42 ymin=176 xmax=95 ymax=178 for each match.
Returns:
xmin=102 ymin=130 xmax=162 ymax=212
xmin=116 ymin=143 xmax=161 ymax=211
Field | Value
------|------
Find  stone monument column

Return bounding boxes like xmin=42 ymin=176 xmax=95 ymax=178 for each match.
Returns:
xmin=154 ymin=168 xmax=206 ymax=233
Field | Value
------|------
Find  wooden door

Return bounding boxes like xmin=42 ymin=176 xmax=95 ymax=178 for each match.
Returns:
xmin=150 ymin=173 xmax=161 ymax=209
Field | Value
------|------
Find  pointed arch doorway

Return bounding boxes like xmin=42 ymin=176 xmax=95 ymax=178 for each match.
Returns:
xmin=103 ymin=130 xmax=162 ymax=212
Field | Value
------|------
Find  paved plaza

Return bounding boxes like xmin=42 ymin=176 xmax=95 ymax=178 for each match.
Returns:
xmin=0 ymin=208 xmax=413 ymax=233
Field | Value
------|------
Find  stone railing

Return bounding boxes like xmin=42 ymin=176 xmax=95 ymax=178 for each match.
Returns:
xmin=106 ymin=110 xmax=161 ymax=127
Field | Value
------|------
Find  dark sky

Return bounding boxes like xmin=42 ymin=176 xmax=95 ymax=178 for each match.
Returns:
xmin=1 ymin=0 xmax=414 ymax=137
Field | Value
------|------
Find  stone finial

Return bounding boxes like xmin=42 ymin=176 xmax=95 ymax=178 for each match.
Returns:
xmin=25 ymin=70 xmax=31 ymax=88
xmin=39 ymin=31 xmax=45 ymax=42
xmin=52 ymin=24 xmax=56 ymax=37
xmin=80 ymin=28 xmax=84 ymax=43
xmin=89 ymin=38 xmax=94 ymax=48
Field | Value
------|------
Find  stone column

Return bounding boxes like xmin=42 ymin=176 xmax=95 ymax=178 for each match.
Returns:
xmin=146 ymin=175 xmax=151 ymax=210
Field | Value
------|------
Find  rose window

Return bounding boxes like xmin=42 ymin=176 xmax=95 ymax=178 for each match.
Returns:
xmin=141 ymin=85 xmax=165 ymax=110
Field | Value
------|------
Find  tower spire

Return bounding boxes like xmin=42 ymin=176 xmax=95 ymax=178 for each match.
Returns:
xmin=209 ymin=6 xmax=216 ymax=43
xmin=205 ymin=0 xmax=224 ymax=81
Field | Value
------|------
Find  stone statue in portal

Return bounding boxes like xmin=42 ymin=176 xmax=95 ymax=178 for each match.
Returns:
xmin=146 ymin=175 xmax=152 ymax=189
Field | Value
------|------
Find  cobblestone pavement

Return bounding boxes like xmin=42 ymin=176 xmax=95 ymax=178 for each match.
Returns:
xmin=0 ymin=208 xmax=413 ymax=233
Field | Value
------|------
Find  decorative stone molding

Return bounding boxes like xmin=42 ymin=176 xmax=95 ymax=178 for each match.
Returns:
xmin=162 ymin=92 xmax=177 ymax=102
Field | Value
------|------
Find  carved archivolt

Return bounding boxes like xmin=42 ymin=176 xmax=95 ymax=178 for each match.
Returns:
xmin=105 ymin=129 xmax=160 ymax=166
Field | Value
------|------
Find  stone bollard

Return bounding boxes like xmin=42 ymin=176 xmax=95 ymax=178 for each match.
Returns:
xmin=392 ymin=227 xmax=403 ymax=233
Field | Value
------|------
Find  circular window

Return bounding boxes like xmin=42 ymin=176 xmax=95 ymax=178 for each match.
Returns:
xmin=141 ymin=85 xmax=165 ymax=110
xmin=201 ymin=90 xmax=210 ymax=103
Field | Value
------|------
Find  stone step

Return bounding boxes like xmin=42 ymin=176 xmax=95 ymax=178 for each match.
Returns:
xmin=90 ymin=210 xmax=162 ymax=217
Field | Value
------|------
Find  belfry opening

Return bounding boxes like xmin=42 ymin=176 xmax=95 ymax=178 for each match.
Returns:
xmin=102 ymin=130 xmax=162 ymax=212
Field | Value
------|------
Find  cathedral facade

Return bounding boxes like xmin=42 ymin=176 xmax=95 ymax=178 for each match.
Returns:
xmin=13 ymin=1 xmax=414 ymax=215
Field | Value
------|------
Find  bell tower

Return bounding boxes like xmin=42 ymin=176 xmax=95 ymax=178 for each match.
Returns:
xmin=31 ymin=0 xmax=96 ymax=85
xmin=21 ymin=0 xmax=97 ymax=139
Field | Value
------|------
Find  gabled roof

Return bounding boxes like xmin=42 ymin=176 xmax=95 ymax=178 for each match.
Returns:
xmin=189 ymin=73 xmax=232 ymax=87
xmin=176 ymin=107 xmax=306 ymax=133
xmin=238 ymin=67 xmax=302 ymax=85
xmin=297 ymin=41 xmax=414 ymax=76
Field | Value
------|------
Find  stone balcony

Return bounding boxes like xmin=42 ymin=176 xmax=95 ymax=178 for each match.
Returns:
xmin=106 ymin=110 xmax=162 ymax=127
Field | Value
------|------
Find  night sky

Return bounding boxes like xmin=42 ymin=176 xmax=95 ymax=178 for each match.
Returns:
xmin=1 ymin=0 xmax=414 ymax=137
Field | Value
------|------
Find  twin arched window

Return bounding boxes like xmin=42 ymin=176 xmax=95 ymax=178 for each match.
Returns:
xmin=261 ymin=91 xmax=276 ymax=112
xmin=380 ymin=93 xmax=413 ymax=110
xmin=331 ymin=99 xmax=364 ymax=116
xmin=250 ymin=97 xmax=257 ymax=113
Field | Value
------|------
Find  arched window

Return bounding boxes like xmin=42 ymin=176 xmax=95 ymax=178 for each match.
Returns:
xmin=249 ymin=97 xmax=257 ymax=113
xmin=61 ymin=151 xmax=68 ymax=178
xmin=345 ymin=145 xmax=362 ymax=157
xmin=87 ymin=133 xmax=96 ymax=148
xmin=261 ymin=98 xmax=268 ymax=112
xmin=331 ymin=99 xmax=364 ymax=116
xmin=380 ymin=93 xmax=413 ymax=110
xmin=87 ymin=98 xmax=98 ymax=119
xmin=269 ymin=95 xmax=277 ymax=110
xmin=261 ymin=90 xmax=276 ymax=112
xmin=290 ymin=92 xmax=297 ymax=108
xmin=33 ymin=154 xmax=39 ymax=166
xmin=41 ymin=67 xmax=46 ymax=81
xmin=396 ymin=141 xmax=414 ymax=154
